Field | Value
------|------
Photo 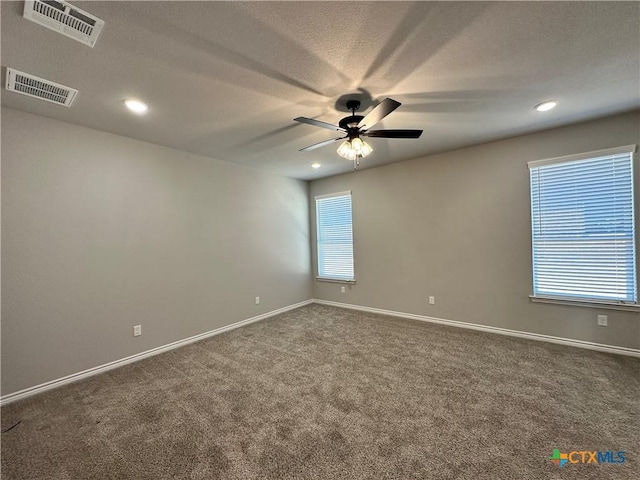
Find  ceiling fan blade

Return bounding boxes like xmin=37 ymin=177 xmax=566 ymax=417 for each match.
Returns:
xmin=357 ymin=98 xmax=401 ymax=129
xmin=299 ymin=136 xmax=346 ymax=152
xmin=364 ymin=129 xmax=423 ymax=138
xmin=294 ymin=117 xmax=346 ymax=132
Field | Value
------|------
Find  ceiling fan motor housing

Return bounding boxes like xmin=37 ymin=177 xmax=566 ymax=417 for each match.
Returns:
xmin=339 ymin=115 xmax=365 ymax=133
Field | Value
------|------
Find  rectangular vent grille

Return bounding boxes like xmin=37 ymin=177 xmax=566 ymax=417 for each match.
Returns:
xmin=5 ymin=68 xmax=78 ymax=107
xmin=24 ymin=0 xmax=105 ymax=47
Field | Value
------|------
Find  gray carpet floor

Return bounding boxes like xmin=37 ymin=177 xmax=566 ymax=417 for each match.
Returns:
xmin=1 ymin=304 xmax=639 ymax=479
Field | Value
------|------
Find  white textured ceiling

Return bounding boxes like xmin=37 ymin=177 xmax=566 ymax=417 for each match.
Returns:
xmin=2 ymin=1 xmax=639 ymax=180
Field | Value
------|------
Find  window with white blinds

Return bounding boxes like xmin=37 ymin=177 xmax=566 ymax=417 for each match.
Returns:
xmin=315 ymin=192 xmax=354 ymax=282
xmin=528 ymin=145 xmax=637 ymax=304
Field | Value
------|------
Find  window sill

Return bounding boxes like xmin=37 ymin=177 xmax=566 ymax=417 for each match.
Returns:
xmin=316 ymin=277 xmax=356 ymax=285
xmin=530 ymin=295 xmax=640 ymax=312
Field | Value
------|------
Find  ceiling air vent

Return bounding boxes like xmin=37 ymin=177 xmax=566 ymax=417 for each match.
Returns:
xmin=5 ymin=68 xmax=78 ymax=107
xmin=23 ymin=0 xmax=105 ymax=47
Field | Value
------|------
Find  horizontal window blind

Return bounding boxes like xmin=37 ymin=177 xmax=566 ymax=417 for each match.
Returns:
xmin=316 ymin=192 xmax=354 ymax=281
xmin=529 ymin=148 xmax=637 ymax=303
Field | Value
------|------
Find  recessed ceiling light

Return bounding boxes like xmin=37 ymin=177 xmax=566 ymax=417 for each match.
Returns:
xmin=311 ymin=163 xmax=321 ymax=169
xmin=124 ymin=99 xmax=148 ymax=114
xmin=534 ymin=100 xmax=558 ymax=112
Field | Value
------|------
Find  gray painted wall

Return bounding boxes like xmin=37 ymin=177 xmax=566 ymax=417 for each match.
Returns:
xmin=310 ymin=111 xmax=640 ymax=350
xmin=1 ymin=108 xmax=312 ymax=396
xmin=3 ymin=107 xmax=638 ymax=397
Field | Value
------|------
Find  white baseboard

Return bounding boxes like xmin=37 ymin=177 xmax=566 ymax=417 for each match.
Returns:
xmin=313 ymin=299 xmax=640 ymax=358
xmin=3 ymin=297 xmax=636 ymax=405
xmin=0 ymin=299 xmax=313 ymax=406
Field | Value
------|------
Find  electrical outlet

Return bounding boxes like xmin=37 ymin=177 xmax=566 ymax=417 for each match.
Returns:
xmin=133 ymin=325 xmax=142 ymax=337
xmin=341 ymin=286 xmax=346 ymax=293
xmin=597 ymin=315 xmax=608 ymax=327
xmin=255 ymin=296 xmax=260 ymax=305
xmin=429 ymin=296 xmax=435 ymax=305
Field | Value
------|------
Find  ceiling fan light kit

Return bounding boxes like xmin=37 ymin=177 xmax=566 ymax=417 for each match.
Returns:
xmin=294 ymin=97 xmax=423 ymax=170
xmin=337 ymin=137 xmax=373 ymax=161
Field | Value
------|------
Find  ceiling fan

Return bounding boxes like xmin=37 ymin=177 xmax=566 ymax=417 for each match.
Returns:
xmin=294 ymin=98 xmax=423 ymax=169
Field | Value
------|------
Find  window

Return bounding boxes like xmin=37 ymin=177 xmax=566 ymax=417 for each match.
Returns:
xmin=528 ymin=145 xmax=638 ymax=306
xmin=315 ymin=191 xmax=354 ymax=282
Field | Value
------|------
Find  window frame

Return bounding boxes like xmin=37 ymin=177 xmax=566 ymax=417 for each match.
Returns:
xmin=527 ymin=145 xmax=639 ymax=311
xmin=315 ymin=191 xmax=355 ymax=284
